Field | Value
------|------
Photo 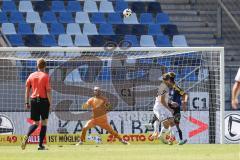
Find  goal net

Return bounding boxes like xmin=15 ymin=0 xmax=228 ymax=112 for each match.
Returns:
xmin=0 ymin=47 xmax=224 ymax=144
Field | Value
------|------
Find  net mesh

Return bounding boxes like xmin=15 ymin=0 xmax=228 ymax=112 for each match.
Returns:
xmin=0 ymin=47 xmax=224 ymax=144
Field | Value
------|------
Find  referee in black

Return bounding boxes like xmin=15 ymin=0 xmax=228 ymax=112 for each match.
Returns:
xmin=21 ymin=58 xmax=51 ymax=150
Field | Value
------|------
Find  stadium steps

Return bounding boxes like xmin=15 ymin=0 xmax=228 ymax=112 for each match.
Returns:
xmin=185 ymin=34 xmax=215 ymax=39
xmin=177 ymin=26 xmax=216 ymax=33
xmin=161 ymin=4 xmax=192 ymax=10
xmin=193 ymin=0 xmax=240 ymax=66
xmin=173 ymin=21 xmax=215 ymax=27
xmin=161 ymin=2 xmax=217 ymax=47
xmin=224 ymin=47 xmax=240 ymax=66
xmin=169 ymin=15 xmax=203 ymax=22
xmin=165 ymin=10 xmax=198 ymax=15
xmin=186 ymin=39 xmax=217 ymax=46
xmin=157 ymin=0 xmax=191 ymax=4
xmin=194 ymin=0 xmax=240 ymax=11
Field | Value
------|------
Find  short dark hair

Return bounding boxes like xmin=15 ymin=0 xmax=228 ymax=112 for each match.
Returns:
xmin=162 ymin=73 xmax=171 ymax=81
xmin=163 ymin=72 xmax=176 ymax=82
xmin=37 ymin=58 xmax=46 ymax=69
xmin=168 ymin=72 xmax=176 ymax=82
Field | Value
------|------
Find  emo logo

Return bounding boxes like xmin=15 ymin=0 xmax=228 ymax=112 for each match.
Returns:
xmin=225 ymin=114 xmax=240 ymax=142
xmin=0 ymin=115 xmax=14 ymax=135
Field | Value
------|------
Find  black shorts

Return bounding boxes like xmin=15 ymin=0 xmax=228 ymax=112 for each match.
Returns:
xmin=30 ymin=98 xmax=50 ymax=121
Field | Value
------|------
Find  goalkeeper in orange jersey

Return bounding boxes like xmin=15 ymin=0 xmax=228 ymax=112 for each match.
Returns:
xmin=76 ymin=86 xmax=128 ymax=145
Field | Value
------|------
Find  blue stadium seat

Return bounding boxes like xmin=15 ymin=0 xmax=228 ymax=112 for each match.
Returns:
xmin=0 ymin=12 xmax=8 ymax=23
xmin=33 ymin=1 xmax=50 ymax=13
xmin=24 ymin=35 xmax=41 ymax=47
xmin=155 ymin=35 xmax=172 ymax=47
xmin=74 ymin=35 xmax=90 ymax=46
xmin=99 ymin=24 xmax=114 ymax=35
xmin=19 ymin=1 xmax=34 ymax=12
xmin=2 ymin=23 xmax=16 ymax=35
xmin=58 ymin=34 xmax=74 ymax=46
xmin=147 ymin=2 xmax=162 ymax=13
xmin=162 ymin=24 xmax=179 ymax=37
xmin=140 ymin=13 xmax=154 ymax=24
xmin=83 ymin=0 xmax=98 ymax=12
xmin=66 ymin=1 xmax=82 ymax=12
xmin=66 ymin=23 xmax=82 ymax=35
xmin=98 ymin=67 xmax=110 ymax=80
xmin=115 ymin=1 xmax=128 ymax=12
xmin=42 ymin=35 xmax=57 ymax=46
xmin=50 ymin=23 xmax=65 ymax=35
xmin=132 ymin=25 xmax=147 ymax=35
xmin=75 ymin=12 xmax=90 ymax=23
xmin=158 ymin=57 xmax=171 ymax=67
xmin=65 ymin=69 xmax=81 ymax=81
xmin=139 ymin=58 xmax=153 ymax=64
xmin=107 ymin=13 xmax=123 ymax=24
xmin=59 ymin=12 xmax=74 ymax=23
xmin=183 ymin=68 xmax=197 ymax=81
xmin=91 ymin=13 xmax=106 ymax=24
xmin=99 ymin=1 xmax=114 ymax=13
xmin=124 ymin=35 xmax=139 ymax=47
xmin=148 ymin=24 xmax=163 ymax=35
xmin=104 ymin=35 xmax=121 ymax=43
xmin=25 ymin=60 xmax=37 ymax=68
xmin=51 ymin=1 xmax=65 ymax=12
xmin=9 ymin=12 xmax=25 ymax=23
xmin=131 ymin=2 xmax=146 ymax=13
xmin=156 ymin=13 xmax=170 ymax=24
xmin=115 ymin=25 xmax=131 ymax=35
xmin=2 ymin=1 xmax=17 ymax=11
xmin=18 ymin=23 xmax=33 ymax=35
xmin=42 ymin=11 xmax=57 ymax=23
xmin=123 ymin=13 xmax=139 ymax=24
xmin=172 ymin=35 xmax=188 ymax=47
xmin=140 ymin=35 xmax=155 ymax=47
xmin=7 ymin=35 xmax=24 ymax=46
xmin=26 ymin=12 xmax=41 ymax=23
xmin=89 ymin=36 xmax=105 ymax=47
xmin=34 ymin=23 xmax=49 ymax=35
xmin=83 ymin=23 xmax=98 ymax=35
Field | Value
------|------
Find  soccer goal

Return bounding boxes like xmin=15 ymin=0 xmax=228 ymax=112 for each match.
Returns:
xmin=0 ymin=47 xmax=224 ymax=144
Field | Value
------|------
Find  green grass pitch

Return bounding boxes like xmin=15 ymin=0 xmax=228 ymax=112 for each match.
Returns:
xmin=0 ymin=144 xmax=239 ymax=160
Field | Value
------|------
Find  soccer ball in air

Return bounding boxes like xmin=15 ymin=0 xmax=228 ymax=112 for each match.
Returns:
xmin=123 ymin=8 xmax=132 ymax=18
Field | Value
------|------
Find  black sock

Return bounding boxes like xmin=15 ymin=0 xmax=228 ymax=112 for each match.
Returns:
xmin=150 ymin=119 xmax=155 ymax=125
xmin=149 ymin=115 xmax=158 ymax=125
xmin=27 ymin=124 xmax=38 ymax=137
xmin=39 ymin=125 xmax=47 ymax=147
xmin=177 ymin=128 xmax=183 ymax=140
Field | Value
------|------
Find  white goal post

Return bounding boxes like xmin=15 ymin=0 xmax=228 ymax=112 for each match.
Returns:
xmin=0 ymin=47 xmax=225 ymax=144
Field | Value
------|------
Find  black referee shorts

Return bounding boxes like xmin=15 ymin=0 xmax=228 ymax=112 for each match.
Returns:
xmin=30 ymin=98 xmax=50 ymax=121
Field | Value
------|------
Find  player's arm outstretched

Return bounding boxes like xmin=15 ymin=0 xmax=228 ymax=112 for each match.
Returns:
xmin=82 ymin=98 xmax=92 ymax=109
